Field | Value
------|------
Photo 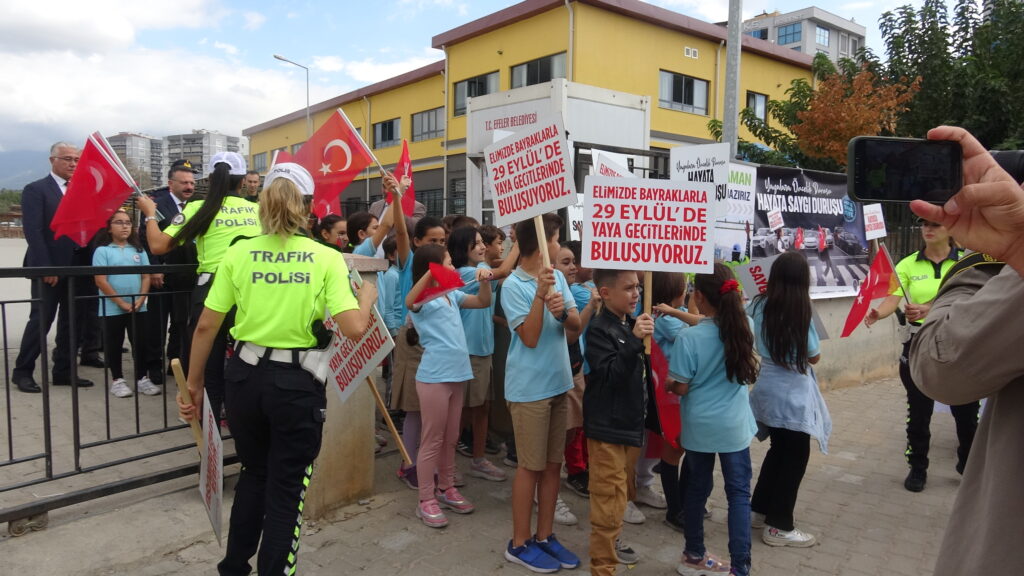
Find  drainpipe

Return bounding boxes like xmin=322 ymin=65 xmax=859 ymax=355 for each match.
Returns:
xmin=363 ymin=96 xmax=371 ymax=205
xmin=565 ymin=0 xmax=575 ymax=81
xmin=443 ymin=44 xmax=449 ymax=216
xmin=715 ymin=40 xmax=725 ymax=122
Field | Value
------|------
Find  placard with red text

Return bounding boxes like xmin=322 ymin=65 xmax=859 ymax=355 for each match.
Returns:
xmin=322 ymin=304 xmax=394 ymax=405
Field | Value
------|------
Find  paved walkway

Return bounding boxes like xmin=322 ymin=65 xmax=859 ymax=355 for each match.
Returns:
xmin=1 ymin=377 xmax=962 ymax=576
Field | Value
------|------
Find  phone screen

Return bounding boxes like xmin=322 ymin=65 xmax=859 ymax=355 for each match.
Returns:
xmin=849 ymin=137 xmax=962 ymax=203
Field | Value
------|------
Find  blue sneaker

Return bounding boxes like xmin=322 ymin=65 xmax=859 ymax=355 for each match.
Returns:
xmin=533 ymin=533 xmax=580 ymax=569
xmin=504 ymin=540 xmax=560 ymax=573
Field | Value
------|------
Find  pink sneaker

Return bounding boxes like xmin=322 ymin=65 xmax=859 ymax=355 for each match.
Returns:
xmin=436 ymin=486 xmax=475 ymax=514
xmin=416 ymin=498 xmax=448 ymax=528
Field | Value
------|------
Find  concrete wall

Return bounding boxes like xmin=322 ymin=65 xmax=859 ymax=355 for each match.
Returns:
xmin=813 ymin=295 xmax=900 ymax=390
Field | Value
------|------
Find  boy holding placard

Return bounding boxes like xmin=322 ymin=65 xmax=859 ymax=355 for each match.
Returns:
xmin=501 ymin=213 xmax=582 ymax=573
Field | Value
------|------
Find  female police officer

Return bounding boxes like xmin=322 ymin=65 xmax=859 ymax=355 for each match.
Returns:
xmin=138 ymin=151 xmax=262 ymax=422
xmin=865 ymin=218 xmax=979 ymax=492
xmin=178 ymin=163 xmax=378 ymax=575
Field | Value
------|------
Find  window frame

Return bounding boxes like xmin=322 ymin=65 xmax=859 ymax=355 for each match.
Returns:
xmin=816 ymin=25 xmax=830 ymax=47
xmin=373 ymin=118 xmax=401 ymax=149
xmin=453 ymin=71 xmax=499 ymax=117
xmin=777 ymin=22 xmax=802 ymax=45
xmin=746 ymin=91 xmax=768 ymax=122
xmin=412 ymin=107 xmax=445 ymax=142
xmin=658 ymin=70 xmax=710 ymax=116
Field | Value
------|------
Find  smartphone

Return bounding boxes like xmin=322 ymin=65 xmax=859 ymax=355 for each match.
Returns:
xmin=848 ymin=136 xmax=962 ymax=203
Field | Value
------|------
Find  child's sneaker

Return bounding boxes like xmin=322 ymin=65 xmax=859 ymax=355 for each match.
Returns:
xmin=110 ymin=378 xmax=132 ymax=398
xmin=136 ymin=376 xmax=161 ymax=396
xmin=751 ymin=512 xmax=766 ymax=528
xmin=453 ymin=467 xmax=466 ymax=487
xmin=398 ymin=464 xmax=418 ymax=490
xmin=435 ymin=486 xmax=475 ymax=514
xmin=565 ymin=471 xmax=589 ymax=497
xmin=533 ymin=533 xmax=580 ymax=569
xmin=469 ymin=457 xmax=508 ymax=481
xmin=677 ymin=551 xmax=730 ymax=576
xmin=762 ymin=526 xmax=816 ymax=547
xmin=615 ymin=538 xmax=639 ymax=565
xmin=505 ymin=540 xmax=560 ymax=574
xmin=635 ymin=485 xmax=667 ymax=509
xmin=623 ymin=500 xmax=646 ymax=524
xmin=416 ymin=498 xmax=448 ymax=528
xmin=554 ymin=496 xmax=578 ymax=526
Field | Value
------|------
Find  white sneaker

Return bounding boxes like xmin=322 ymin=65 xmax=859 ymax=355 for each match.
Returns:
xmin=635 ymin=485 xmax=667 ymax=509
xmin=762 ymin=526 xmax=816 ymax=547
xmin=110 ymin=378 xmax=132 ymax=398
xmin=136 ymin=376 xmax=162 ymax=396
xmin=751 ymin=512 xmax=766 ymax=528
xmin=554 ymin=497 xmax=578 ymax=526
xmin=623 ymin=501 xmax=646 ymax=524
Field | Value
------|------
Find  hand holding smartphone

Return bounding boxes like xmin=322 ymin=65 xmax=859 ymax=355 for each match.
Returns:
xmin=848 ymin=136 xmax=962 ymax=204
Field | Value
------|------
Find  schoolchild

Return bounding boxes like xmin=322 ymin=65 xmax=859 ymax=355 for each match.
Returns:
xmin=667 ymin=264 xmax=758 ymax=576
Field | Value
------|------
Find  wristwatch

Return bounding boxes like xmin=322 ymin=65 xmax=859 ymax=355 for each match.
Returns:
xmin=144 ymin=216 xmax=159 ymax=223
xmin=558 ymin=309 xmax=569 ymax=323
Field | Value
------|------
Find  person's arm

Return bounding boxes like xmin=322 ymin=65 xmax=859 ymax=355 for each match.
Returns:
xmin=94 ymin=275 xmax=132 ymax=312
xmin=864 ymin=294 xmax=902 ymax=327
xmin=369 ymin=202 xmax=395 ymax=250
xmin=405 ymin=269 xmax=434 ymax=312
xmin=515 ymin=268 xmax=555 ymax=348
xmin=653 ymin=303 xmax=703 ymax=326
xmin=911 ymin=265 xmax=1024 ymax=404
xmin=461 ymin=268 xmax=493 ymax=309
xmin=491 ymin=243 xmax=519 ymax=280
xmin=134 ymin=274 xmax=150 ymax=311
xmin=178 ymin=307 xmax=227 ymax=421
xmin=386 ymin=174 xmax=411 ymax=267
xmin=136 ymin=195 xmax=176 ymax=255
xmin=332 ymin=282 xmax=378 ymax=341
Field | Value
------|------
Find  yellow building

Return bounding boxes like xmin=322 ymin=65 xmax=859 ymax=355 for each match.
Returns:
xmin=244 ymin=0 xmax=812 ymax=218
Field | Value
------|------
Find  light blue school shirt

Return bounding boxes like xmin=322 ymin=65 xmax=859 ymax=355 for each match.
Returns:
xmin=653 ymin=311 xmax=689 ymax=363
xmin=410 ymin=290 xmax=473 ymax=383
xmin=571 ymin=281 xmax=594 ymax=375
xmin=352 ymin=237 xmax=376 ymax=257
xmin=381 ymin=264 xmax=402 ymax=334
xmin=353 ymin=238 xmax=389 ymax=315
xmin=395 ymin=248 xmax=414 ymax=325
xmin=502 ymin=267 xmax=577 ymax=403
xmin=93 ymin=244 xmax=150 ymax=317
xmin=746 ymin=299 xmax=820 ymax=361
xmin=669 ymin=318 xmax=757 ymax=454
xmin=459 ymin=263 xmax=495 ymax=356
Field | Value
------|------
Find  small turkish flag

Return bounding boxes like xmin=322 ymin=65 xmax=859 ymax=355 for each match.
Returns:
xmin=840 ymin=245 xmax=897 ymax=338
xmin=388 ymin=139 xmax=417 ymax=215
xmin=650 ymin=340 xmax=682 ymax=451
xmin=414 ymin=262 xmax=466 ymax=305
xmin=51 ymin=134 xmax=135 ymax=247
xmin=293 ymin=109 xmax=375 ymax=218
xmin=271 ymin=148 xmax=294 ymax=166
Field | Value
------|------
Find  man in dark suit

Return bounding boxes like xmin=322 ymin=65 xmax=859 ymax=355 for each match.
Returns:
xmin=13 ymin=142 xmax=96 ymax=392
xmin=141 ymin=159 xmax=198 ymax=376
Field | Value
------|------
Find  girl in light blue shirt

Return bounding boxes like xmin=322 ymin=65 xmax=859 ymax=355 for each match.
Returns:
xmin=667 ymin=263 xmax=758 ymax=576
xmin=405 ymin=244 xmax=493 ymax=529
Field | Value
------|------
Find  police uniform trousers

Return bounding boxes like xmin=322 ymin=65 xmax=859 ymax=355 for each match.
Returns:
xmin=900 ymin=336 xmax=979 ymax=471
xmin=190 ymin=277 xmax=235 ymax=420
xmin=218 ymin=353 xmax=326 ymax=576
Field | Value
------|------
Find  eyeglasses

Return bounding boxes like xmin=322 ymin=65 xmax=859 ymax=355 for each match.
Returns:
xmin=110 ymin=220 xmax=133 ymax=226
xmin=52 ymin=156 xmax=80 ymax=163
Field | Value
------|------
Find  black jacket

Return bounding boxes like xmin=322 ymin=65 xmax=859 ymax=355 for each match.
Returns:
xmin=583 ymin=307 xmax=648 ymax=447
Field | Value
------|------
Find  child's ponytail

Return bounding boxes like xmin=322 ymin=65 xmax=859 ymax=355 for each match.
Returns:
xmin=694 ymin=263 xmax=758 ymax=385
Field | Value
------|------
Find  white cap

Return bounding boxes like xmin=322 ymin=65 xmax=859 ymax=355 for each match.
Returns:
xmin=263 ymin=162 xmax=314 ymax=196
xmin=207 ymin=151 xmax=247 ymax=176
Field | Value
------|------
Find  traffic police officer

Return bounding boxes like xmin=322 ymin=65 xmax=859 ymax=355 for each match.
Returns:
xmin=178 ymin=163 xmax=377 ymax=576
xmin=865 ymin=218 xmax=979 ymax=492
xmin=138 ymin=151 xmax=263 ymax=422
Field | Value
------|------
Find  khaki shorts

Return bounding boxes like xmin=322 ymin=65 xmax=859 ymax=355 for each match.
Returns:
xmin=509 ymin=393 xmax=568 ymax=472
xmin=390 ymin=325 xmax=423 ymax=412
xmin=465 ymin=355 xmax=493 ymax=408
xmin=566 ymin=371 xmax=586 ymax=430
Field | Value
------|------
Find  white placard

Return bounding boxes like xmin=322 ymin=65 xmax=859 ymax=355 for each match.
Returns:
xmin=670 ymin=142 xmax=730 ymax=220
xmin=863 ymin=203 xmax=887 ymax=240
xmin=593 ymin=151 xmax=635 ymax=179
xmin=483 ymin=114 xmax=578 ymax=227
xmin=734 ymin=254 xmax=779 ymax=300
xmin=582 ymin=175 xmax=715 ymax=273
xmin=767 ymin=208 xmax=785 ymax=231
xmin=322 ymin=304 xmax=394 ymax=405
xmin=199 ymin=389 xmax=223 ymax=545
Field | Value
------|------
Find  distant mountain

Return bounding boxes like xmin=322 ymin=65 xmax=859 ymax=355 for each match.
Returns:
xmin=0 ymin=150 xmax=49 ymax=190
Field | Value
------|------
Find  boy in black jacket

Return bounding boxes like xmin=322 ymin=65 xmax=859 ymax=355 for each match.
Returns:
xmin=583 ymin=269 xmax=654 ymax=576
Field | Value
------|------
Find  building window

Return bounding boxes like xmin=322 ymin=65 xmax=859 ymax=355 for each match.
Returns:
xmin=419 ymin=189 xmax=444 ymax=217
xmin=374 ymin=118 xmax=400 ymax=149
xmin=746 ymin=91 xmax=768 ymax=121
xmin=448 ymin=178 xmax=467 ymax=215
xmin=252 ymin=152 xmax=267 ymax=173
xmin=746 ymin=28 xmax=768 ymax=40
xmin=778 ymin=23 xmax=801 ymax=45
xmin=454 ymin=71 xmax=499 ymax=116
xmin=849 ymin=37 xmax=859 ymax=54
xmin=511 ymin=52 xmax=566 ymax=89
xmin=816 ymin=25 xmax=830 ymax=46
xmin=292 ymin=142 xmax=304 ymax=154
xmin=412 ymin=107 xmax=445 ymax=142
xmin=659 ymin=71 xmax=709 ymax=116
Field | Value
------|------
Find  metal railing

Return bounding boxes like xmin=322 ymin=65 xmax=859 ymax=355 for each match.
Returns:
xmin=0 ymin=264 xmax=237 ymax=531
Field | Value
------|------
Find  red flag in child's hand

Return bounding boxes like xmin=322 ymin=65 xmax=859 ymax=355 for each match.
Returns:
xmin=51 ymin=135 xmax=135 ymax=247
xmin=293 ymin=109 xmax=375 ymax=218
xmin=840 ymin=246 xmax=897 ymax=337
xmin=414 ymin=262 xmax=466 ymax=305
xmin=650 ymin=341 xmax=682 ymax=451
xmin=388 ymin=139 xmax=417 ymax=215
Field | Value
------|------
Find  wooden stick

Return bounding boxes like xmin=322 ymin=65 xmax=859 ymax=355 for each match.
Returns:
xmin=533 ymin=214 xmax=555 ymax=295
xmin=367 ymin=374 xmax=412 ymax=466
xmin=171 ymin=358 xmax=203 ymax=453
xmin=643 ymin=271 xmax=653 ymax=354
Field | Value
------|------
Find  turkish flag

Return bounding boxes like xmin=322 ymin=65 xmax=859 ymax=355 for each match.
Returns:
xmin=388 ymin=139 xmax=417 ymax=215
xmin=51 ymin=135 xmax=135 ymax=247
xmin=794 ymin=227 xmax=805 ymax=250
xmin=650 ymin=340 xmax=682 ymax=450
xmin=840 ymin=246 xmax=897 ymax=337
xmin=294 ymin=109 xmax=375 ymax=218
xmin=414 ymin=262 xmax=466 ymax=305
xmin=271 ymin=148 xmax=294 ymax=166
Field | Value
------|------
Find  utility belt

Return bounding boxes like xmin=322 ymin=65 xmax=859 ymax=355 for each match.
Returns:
xmin=235 ymin=341 xmax=328 ymax=383
xmin=900 ymin=321 xmax=923 ymax=344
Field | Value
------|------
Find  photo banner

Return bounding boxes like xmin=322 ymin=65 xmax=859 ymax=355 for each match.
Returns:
xmin=753 ymin=166 xmax=868 ymax=298
xmin=199 ymin=389 xmax=223 ymax=545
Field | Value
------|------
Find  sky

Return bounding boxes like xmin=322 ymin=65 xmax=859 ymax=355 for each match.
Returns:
xmin=0 ymin=0 xmax=923 ymax=161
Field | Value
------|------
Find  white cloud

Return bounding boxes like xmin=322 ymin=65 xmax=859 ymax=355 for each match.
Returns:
xmin=214 ymin=41 xmax=239 ymax=55
xmin=343 ymin=56 xmax=439 ymax=83
xmin=312 ymin=55 xmax=346 ymax=72
xmin=243 ymin=11 xmax=267 ymax=30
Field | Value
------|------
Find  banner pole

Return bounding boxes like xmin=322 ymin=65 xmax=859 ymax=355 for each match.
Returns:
xmin=171 ymin=359 xmax=203 ymax=454
xmin=643 ymin=271 xmax=652 ymax=354
xmin=367 ymin=375 xmax=412 ymax=466
xmin=533 ymin=214 xmax=555 ymax=295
